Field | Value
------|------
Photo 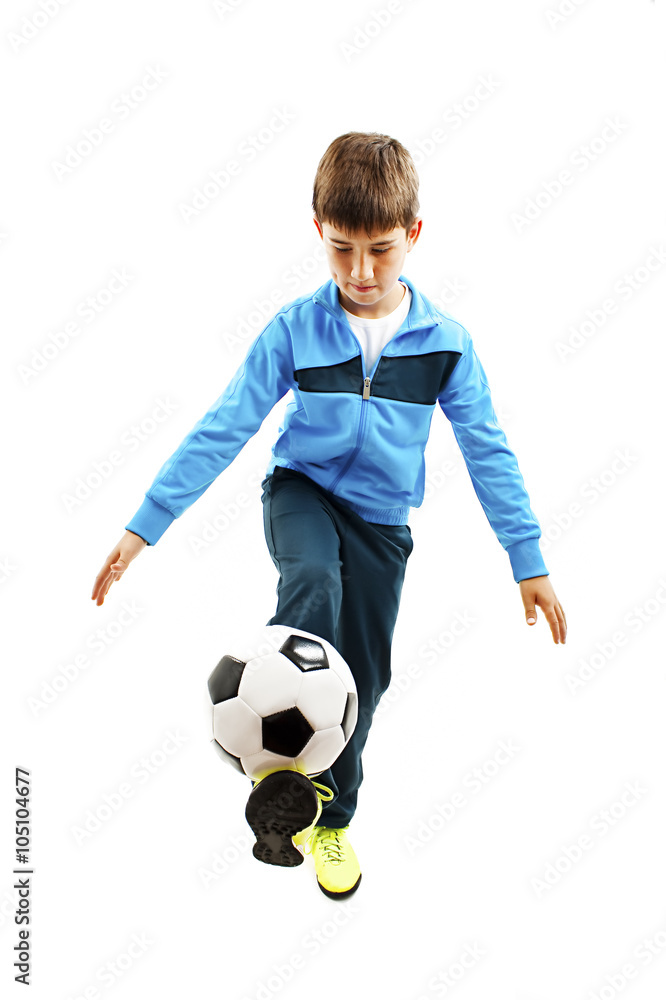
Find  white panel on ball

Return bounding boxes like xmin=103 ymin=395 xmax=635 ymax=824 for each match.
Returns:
xmin=296 ymin=726 xmax=346 ymax=776
xmin=296 ymin=669 xmax=348 ymax=731
xmin=213 ymin=699 xmax=263 ymax=757
xmin=238 ymin=652 xmax=303 ymax=716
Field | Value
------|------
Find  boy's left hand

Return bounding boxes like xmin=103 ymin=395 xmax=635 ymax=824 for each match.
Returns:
xmin=519 ymin=576 xmax=567 ymax=644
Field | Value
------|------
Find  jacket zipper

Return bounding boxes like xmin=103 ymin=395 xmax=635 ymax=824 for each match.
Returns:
xmin=328 ymin=388 xmax=369 ymax=494
xmin=326 ymin=307 xmax=419 ymax=494
xmin=327 ymin=356 xmax=379 ymax=492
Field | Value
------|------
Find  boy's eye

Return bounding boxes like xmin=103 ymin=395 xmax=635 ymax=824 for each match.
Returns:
xmin=333 ymin=247 xmax=390 ymax=254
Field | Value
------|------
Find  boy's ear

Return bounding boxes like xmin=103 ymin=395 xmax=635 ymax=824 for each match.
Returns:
xmin=313 ymin=216 xmax=323 ymax=239
xmin=407 ymin=217 xmax=423 ymax=248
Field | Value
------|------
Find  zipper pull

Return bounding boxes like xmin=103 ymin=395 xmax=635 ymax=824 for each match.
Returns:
xmin=362 ymin=377 xmax=371 ymax=400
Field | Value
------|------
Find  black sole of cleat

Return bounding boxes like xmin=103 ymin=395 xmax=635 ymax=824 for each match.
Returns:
xmin=245 ymin=770 xmax=319 ymax=868
xmin=317 ymin=873 xmax=362 ymax=899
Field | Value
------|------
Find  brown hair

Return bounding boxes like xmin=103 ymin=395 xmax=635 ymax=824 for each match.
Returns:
xmin=312 ymin=132 xmax=419 ymax=238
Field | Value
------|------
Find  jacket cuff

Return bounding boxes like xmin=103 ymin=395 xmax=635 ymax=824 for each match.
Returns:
xmin=125 ymin=496 xmax=176 ymax=546
xmin=506 ymin=537 xmax=549 ymax=583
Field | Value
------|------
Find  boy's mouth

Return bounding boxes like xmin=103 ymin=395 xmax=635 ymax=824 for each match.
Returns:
xmin=351 ymin=284 xmax=376 ymax=292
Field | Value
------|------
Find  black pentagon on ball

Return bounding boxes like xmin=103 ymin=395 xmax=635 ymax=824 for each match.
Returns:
xmin=279 ymin=635 xmax=329 ymax=672
xmin=208 ymin=655 xmax=246 ymax=704
xmin=210 ymin=739 xmax=245 ymax=775
xmin=262 ymin=707 xmax=315 ymax=757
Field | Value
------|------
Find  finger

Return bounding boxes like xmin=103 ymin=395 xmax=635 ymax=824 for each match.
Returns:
xmin=93 ymin=569 xmax=113 ymax=603
xmin=525 ymin=606 xmax=537 ymax=626
xmin=93 ymin=557 xmax=127 ymax=604
xmin=92 ymin=567 xmax=108 ymax=600
xmin=546 ymin=608 xmax=563 ymax=644
xmin=92 ymin=572 xmax=109 ymax=603
xmin=92 ymin=555 xmax=119 ymax=600
xmin=94 ymin=567 xmax=119 ymax=606
xmin=95 ymin=575 xmax=111 ymax=606
xmin=99 ymin=573 xmax=117 ymax=605
xmin=549 ymin=601 xmax=566 ymax=644
xmin=103 ymin=567 xmax=123 ymax=597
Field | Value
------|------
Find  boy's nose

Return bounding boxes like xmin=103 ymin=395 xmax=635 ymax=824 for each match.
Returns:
xmin=350 ymin=256 xmax=373 ymax=281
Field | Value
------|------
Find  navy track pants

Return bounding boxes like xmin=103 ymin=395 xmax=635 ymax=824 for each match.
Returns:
xmin=261 ymin=465 xmax=413 ymax=827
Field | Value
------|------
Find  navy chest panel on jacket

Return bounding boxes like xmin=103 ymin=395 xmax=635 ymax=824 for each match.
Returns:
xmin=293 ymin=351 xmax=462 ymax=405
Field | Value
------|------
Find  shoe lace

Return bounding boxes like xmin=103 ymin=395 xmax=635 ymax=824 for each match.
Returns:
xmin=299 ymin=780 xmax=334 ymax=856
xmin=311 ymin=780 xmax=334 ymax=803
xmin=314 ymin=827 xmax=346 ymax=865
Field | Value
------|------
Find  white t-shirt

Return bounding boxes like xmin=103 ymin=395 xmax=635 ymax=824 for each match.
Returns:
xmin=341 ymin=281 xmax=412 ymax=374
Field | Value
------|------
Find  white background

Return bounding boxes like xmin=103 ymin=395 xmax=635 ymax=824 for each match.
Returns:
xmin=2 ymin=1 xmax=666 ymax=998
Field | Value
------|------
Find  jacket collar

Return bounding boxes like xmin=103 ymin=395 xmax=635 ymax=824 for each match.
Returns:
xmin=312 ymin=274 xmax=441 ymax=332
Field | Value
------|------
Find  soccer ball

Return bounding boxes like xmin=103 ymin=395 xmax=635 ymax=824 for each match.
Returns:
xmin=208 ymin=625 xmax=358 ymax=782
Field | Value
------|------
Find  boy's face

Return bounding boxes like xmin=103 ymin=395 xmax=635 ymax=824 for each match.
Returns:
xmin=314 ymin=216 xmax=422 ymax=319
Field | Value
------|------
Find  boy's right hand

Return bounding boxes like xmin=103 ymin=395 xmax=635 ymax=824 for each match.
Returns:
xmin=91 ymin=530 xmax=148 ymax=606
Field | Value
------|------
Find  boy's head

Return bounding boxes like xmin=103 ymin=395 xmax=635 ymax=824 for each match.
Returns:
xmin=313 ymin=131 xmax=419 ymax=238
xmin=312 ymin=132 xmax=422 ymax=317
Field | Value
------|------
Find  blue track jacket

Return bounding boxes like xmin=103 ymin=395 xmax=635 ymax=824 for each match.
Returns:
xmin=125 ymin=274 xmax=548 ymax=583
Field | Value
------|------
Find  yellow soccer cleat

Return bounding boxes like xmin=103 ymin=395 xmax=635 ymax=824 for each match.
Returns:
xmin=303 ymin=825 xmax=362 ymax=898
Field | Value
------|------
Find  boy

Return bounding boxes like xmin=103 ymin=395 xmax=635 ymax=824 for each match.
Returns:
xmin=91 ymin=132 xmax=566 ymax=900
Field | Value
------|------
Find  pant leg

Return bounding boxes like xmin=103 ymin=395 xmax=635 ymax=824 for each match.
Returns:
xmin=314 ymin=513 xmax=413 ymax=827
xmin=261 ymin=466 xmax=413 ymax=826
xmin=261 ymin=468 xmax=343 ymax=647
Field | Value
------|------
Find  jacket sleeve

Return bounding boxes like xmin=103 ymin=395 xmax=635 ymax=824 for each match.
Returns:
xmin=125 ymin=315 xmax=294 ymax=545
xmin=437 ymin=329 xmax=548 ymax=583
